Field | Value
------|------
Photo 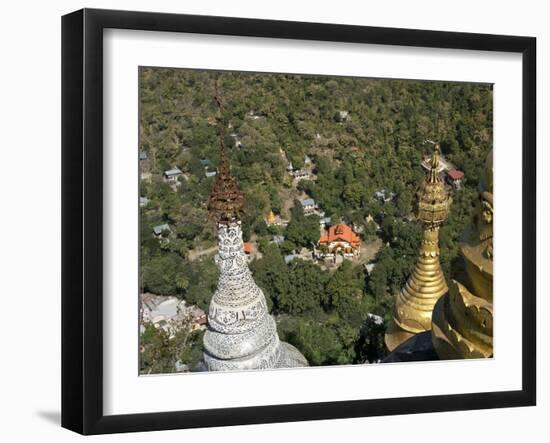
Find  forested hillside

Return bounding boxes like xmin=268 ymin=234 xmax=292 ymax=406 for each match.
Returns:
xmin=139 ymin=67 xmax=492 ymax=372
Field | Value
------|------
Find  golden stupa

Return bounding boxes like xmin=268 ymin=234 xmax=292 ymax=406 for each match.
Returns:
xmin=385 ymin=143 xmax=452 ymax=352
xmin=266 ymin=210 xmax=277 ymax=225
xmin=431 ymin=149 xmax=493 ymax=359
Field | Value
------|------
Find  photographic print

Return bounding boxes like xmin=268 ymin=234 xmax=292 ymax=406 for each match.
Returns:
xmin=138 ymin=67 xmax=493 ymax=375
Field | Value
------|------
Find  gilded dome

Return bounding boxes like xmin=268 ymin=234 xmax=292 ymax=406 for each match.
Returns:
xmin=414 ymin=144 xmax=451 ymax=227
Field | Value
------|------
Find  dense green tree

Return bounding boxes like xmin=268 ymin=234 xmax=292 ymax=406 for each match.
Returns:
xmin=184 ymin=259 xmax=219 ymax=310
xmin=141 ymin=253 xmax=186 ymax=296
xmin=355 ymin=315 xmax=388 ymax=363
xmin=249 ymin=244 xmax=291 ymax=311
xmin=279 ymin=260 xmax=328 ymax=315
xmin=140 ymin=323 xmax=204 ymax=374
xmin=324 ymin=261 xmax=364 ymax=324
xmin=278 ymin=318 xmax=351 ymax=366
xmin=285 ymin=213 xmax=320 ymax=248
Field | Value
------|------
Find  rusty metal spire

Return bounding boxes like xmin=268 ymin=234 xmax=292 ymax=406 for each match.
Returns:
xmin=207 ymin=80 xmax=246 ymax=224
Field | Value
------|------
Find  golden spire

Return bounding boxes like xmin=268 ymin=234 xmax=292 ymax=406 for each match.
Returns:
xmin=432 ymin=149 xmax=493 ymax=359
xmin=385 ymin=143 xmax=452 ymax=352
xmin=207 ymin=81 xmax=246 ymax=224
xmin=266 ymin=210 xmax=276 ymax=225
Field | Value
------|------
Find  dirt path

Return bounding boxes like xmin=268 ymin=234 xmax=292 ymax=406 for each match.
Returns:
xmin=357 ymin=237 xmax=383 ymax=265
xmin=188 ymin=245 xmax=218 ymax=261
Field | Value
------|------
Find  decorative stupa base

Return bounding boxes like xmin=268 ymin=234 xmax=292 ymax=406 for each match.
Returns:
xmin=203 ymin=323 xmax=308 ymax=372
xmin=383 ymin=331 xmax=439 ymax=363
xmin=202 ymin=340 xmax=308 ymax=372
xmin=431 ymin=304 xmax=463 ymax=360
xmin=194 ymin=342 xmax=309 ymax=372
xmin=278 ymin=342 xmax=309 ymax=368
xmin=431 ymin=280 xmax=493 ymax=360
xmin=384 ymin=319 xmax=416 ymax=352
xmin=202 ymin=221 xmax=308 ymax=371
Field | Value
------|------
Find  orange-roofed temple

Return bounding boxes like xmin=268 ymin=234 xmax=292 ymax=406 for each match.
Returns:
xmin=318 ymin=223 xmax=360 ymax=259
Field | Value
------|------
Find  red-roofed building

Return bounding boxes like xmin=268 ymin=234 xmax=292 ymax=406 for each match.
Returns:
xmin=318 ymin=223 xmax=360 ymax=259
xmin=243 ymin=242 xmax=252 ymax=255
xmin=446 ymin=169 xmax=465 ymax=189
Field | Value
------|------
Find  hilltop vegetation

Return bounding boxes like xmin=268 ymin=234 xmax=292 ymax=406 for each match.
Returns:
xmin=139 ymin=67 xmax=492 ymax=371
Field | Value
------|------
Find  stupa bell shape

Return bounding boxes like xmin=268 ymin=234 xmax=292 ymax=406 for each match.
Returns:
xmin=385 ymin=144 xmax=451 ymax=352
xmin=203 ymin=220 xmax=307 ymax=370
xmin=431 ymin=149 xmax=493 ymax=359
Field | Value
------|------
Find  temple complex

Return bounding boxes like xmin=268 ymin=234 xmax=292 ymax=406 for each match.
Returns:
xmin=317 ymin=223 xmax=361 ymax=260
xmin=431 ymin=149 xmax=493 ymax=359
xmin=385 ymin=143 xmax=452 ymax=352
xmin=201 ymin=89 xmax=308 ymax=371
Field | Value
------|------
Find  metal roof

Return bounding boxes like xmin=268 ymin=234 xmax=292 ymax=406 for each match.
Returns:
xmin=153 ymin=224 xmax=170 ymax=235
xmin=164 ymin=168 xmax=182 ymax=177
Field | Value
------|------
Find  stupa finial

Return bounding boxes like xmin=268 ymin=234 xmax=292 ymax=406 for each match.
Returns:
xmin=429 ymin=143 xmax=442 ymax=184
xmin=414 ymin=141 xmax=451 ymax=228
xmin=207 ymin=80 xmax=246 ymax=224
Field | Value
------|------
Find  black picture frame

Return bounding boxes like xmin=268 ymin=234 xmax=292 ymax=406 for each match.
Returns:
xmin=61 ymin=8 xmax=537 ymax=435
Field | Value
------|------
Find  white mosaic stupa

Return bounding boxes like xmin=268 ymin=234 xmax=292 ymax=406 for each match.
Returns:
xmin=201 ymin=102 xmax=307 ymax=371
xmin=202 ymin=220 xmax=307 ymax=370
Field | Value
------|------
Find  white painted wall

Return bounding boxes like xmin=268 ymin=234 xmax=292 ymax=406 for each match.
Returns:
xmin=0 ymin=0 xmax=546 ymax=441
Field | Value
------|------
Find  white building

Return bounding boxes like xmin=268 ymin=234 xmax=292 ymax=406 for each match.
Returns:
xmin=300 ymin=198 xmax=318 ymax=215
xmin=375 ymin=189 xmax=395 ymax=203
xmin=336 ymin=110 xmax=351 ymax=122
xmin=153 ymin=223 xmax=170 ymax=237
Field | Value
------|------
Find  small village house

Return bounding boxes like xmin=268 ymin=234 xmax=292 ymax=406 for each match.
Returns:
xmin=243 ymin=242 xmax=253 ymax=262
xmin=292 ymin=169 xmax=311 ymax=181
xmin=271 ymin=235 xmax=285 ymax=245
xmin=243 ymin=242 xmax=253 ymax=255
xmin=287 ymin=155 xmax=314 ymax=181
xmin=153 ymin=223 xmax=170 ymax=237
xmin=139 ymin=196 xmax=150 ymax=208
xmin=374 ymin=189 xmax=395 ymax=203
xmin=245 ymin=110 xmax=264 ymax=120
xmin=190 ymin=307 xmax=207 ymax=330
xmin=336 ymin=110 xmax=351 ymax=122
xmin=284 ymin=254 xmax=297 ymax=264
xmin=446 ymin=169 xmax=465 ymax=189
xmin=320 ymin=216 xmax=332 ymax=228
xmin=163 ymin=168 xmax=182 ymax=183
xmin=300 ymin=198 xmax=318 ymax=215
